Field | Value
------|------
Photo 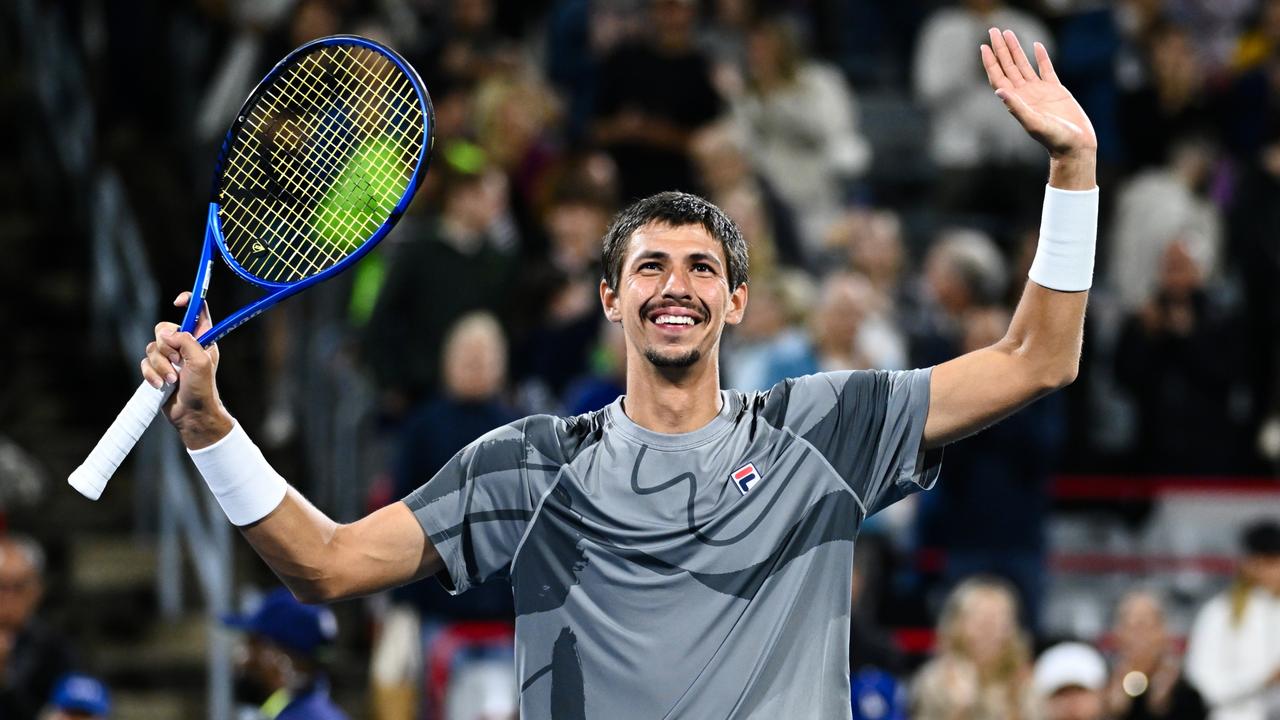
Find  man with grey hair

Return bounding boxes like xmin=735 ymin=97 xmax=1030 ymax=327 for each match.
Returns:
xmin=0 ymin=534 xmax=77 ymax=720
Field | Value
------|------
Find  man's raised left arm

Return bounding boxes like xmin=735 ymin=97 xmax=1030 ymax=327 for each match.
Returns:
xmin=923 ymin=28 xmax=1099 ymax=449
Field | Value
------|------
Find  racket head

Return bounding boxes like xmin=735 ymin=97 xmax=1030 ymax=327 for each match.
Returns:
xmin=209 ymin=35 xmax=434 ymax=291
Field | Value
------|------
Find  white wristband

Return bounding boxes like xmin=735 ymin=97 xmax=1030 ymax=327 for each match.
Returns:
xmin=1028 ymin=184 xmax=1099 ymax=292
xmin=187 ymin=421 xmax=288 ymax=527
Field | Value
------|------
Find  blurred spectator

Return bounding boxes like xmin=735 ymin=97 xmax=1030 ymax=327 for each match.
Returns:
xmin=473 ymin=72 xmax=564 ymax=238
xmin=911 ymin=577 xmax=1036 ymax=720
xmin=42 ymin=673 xmax=110 ymax=720
xmin=825 ymin=208 xmax=907 ymax=301
xmin=1104 ymin=590 xmax=1208 ymax=720
xmin=1230 ymin=0 xmax=1280 ymax=74
xmin=373 ymin=313 xmax=517 ymax=718
xmin=721 ymin=273 xmax=812 ymax=392
xmin=362 ymin=143 xmax=519 ymax=417
xmin=1185 ymin=521 xmax=1280 ymax=720
xmin=562 ymin=321 xmax=628 ymax=415
xmin=690 ymin=121 xmax=803 ymax=271
xmin=1116 ymin=23 xmax=1216 ymax=172
xmin=852 ymin=668 xmax=908 ymax=720
xmin=1114 ymin=239 xmax=1252 ymax=474
xmin=1034 ymin=642 xmax=1109 ymax=720
xmin=1107 ymin=134 xmax=1222 ymax=313
xmin=909 ymin=228 xmax=1007 ymax=369
xmin=509 ymin=178 xmax=614 ymax=403
xmin=913 ymin=0 xmax=1051 ymax=214
xmin=915 ymin=304 xmax=1064 ymax=631
xmin=223 ymin=588 xmax=348 ymax=720
xmin=393 ymin=312 xmax=518 ymax=505
xmin=764 ymin=272 xmax=887 ymax=382
xmin=420 ymin=0 xmax=505 ymax=87
xmin=850 ymin=534 xmax=905 ymax=676
xmin=592 ymin=0 xmax=723 ymax=201
xmin=728 ymin=17 xmax=871 ymax=254
xmin=1229 ymin=122 xmax=1280 ymax=467
xmin=0 ymin=535 xmax=76 ymax=720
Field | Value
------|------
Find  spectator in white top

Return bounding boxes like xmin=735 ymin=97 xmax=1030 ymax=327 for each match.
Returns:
xmin=1107 ymin=134 xmax=1222 ymax=313
xmin=730 ymin=17 xmax=871 ymax=257
xmin=1186 ymin=521 xmax=1280 ymax=720
xmin=913 ymin=0 xmax=1052 ymax=213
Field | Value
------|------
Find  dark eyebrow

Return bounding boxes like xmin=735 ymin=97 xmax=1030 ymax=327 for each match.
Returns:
xmin=633 ymin=250 xmax=722 ymax=266
xmin=687 ymin=252 xmax=722 ymax=268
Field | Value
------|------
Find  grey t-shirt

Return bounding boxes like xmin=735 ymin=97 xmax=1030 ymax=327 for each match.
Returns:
xmin=404 ymin=369 xmax=941 ymax=719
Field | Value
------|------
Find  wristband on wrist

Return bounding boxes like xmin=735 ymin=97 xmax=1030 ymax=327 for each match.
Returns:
xmin=187 ymin=420 xmax=288 ymax=526
xmin=1028 ymin=184 xmax=1099 ymax=292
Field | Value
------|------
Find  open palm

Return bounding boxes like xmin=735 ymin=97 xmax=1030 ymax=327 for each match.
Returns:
xmin=980 ymin=28 xmax=1097 ymax=157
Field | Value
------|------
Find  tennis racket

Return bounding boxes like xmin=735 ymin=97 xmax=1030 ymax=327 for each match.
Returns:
xmin=69 ymin=35 xmax=434 ymax=500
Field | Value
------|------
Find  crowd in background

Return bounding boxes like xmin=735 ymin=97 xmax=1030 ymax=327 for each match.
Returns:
xmin=3 ymin=0 xmax=1280 ymax=717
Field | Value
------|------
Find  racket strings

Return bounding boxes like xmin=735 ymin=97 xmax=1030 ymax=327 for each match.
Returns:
xmin=218 ymin=42 xmax=425 ymax=284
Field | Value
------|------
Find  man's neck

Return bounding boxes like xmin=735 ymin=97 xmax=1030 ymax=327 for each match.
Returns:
xmin=622 ymin=354 xmax=723 ymax=434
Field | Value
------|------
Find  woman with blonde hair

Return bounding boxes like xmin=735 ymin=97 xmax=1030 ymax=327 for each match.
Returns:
xmin=911 ymin=576 xmax=1037 ymax=720
xmin=1185 ymin=521 xmax=1280 ymax=720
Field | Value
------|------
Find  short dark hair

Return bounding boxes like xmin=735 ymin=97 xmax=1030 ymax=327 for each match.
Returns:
xmin=600 ymin=191 xmax=749 ymax=291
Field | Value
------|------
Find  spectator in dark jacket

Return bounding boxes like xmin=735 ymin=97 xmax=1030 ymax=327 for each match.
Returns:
xmin=0 ymin=536 xmax=77 ymax=720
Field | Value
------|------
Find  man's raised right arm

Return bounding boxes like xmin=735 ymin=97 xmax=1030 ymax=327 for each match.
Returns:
xmin=143 ymin=293 xmax=440 ymax=603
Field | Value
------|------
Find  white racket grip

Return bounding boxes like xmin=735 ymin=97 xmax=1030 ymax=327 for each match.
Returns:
xmin=69 ymin=380 xmax=173 ymax=500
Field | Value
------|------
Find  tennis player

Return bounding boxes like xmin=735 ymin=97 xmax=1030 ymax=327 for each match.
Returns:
xmin=143 ymin=29 xmax=1096 ymax=718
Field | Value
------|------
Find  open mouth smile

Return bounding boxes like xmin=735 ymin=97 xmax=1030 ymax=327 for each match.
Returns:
xmin=646 ymin=305 xmax=703 ymax=332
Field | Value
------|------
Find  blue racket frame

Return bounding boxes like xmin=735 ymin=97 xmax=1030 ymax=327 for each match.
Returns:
xmin=179 ymin=34 xmax=434 ymax=345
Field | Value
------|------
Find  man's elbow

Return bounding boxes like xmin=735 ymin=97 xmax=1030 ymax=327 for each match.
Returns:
xmin=282 ymin=575 xmax=343 ymax=605
xmin=1037 ymin=359 xmax=1079 ymax=393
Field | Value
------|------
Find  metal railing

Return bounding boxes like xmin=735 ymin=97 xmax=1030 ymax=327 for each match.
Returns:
xmin=14 ymin=1 xmax=234 ymax=717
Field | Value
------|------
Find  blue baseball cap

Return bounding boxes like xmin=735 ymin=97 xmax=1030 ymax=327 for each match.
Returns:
xmin=50 ymin=673 xmax=111 ymax=716
xmin=222 ymin=588 xmax=338 ymax=656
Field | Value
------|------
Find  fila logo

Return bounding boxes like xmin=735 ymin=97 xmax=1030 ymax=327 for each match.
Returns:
xmin=729 ymin=462 xmax=763 ymax=495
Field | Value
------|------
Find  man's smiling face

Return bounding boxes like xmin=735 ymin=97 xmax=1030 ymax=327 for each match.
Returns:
xmin=601 ymin=222 xmax=747 ymax=371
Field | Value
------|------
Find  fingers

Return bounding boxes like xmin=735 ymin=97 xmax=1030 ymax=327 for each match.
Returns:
xmin=144 ymin=336 xmax=178 ymax=388
xmin=1034 ymin=42 xmax=1059 ymax=84
xmin=174 ymin=291 xmax=192 ymax=309
xmin=988 ymin=27 xmax=1025 ymax=86
xmin=1003 ymin=30 xmax=1038 ymax=82
xmin=980 ymin=45 xmax=1010 ymax=91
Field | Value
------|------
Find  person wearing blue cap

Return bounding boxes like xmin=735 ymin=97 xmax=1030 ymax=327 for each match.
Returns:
xmin=44 ymin=673 xmax=110 ymax=720
xmin=222 ymin=588 xmax=348 ymax=720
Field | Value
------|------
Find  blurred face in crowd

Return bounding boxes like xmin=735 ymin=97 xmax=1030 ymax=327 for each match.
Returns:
xmin=289 ymin=0 xmax=340 ymax=47
xmin=603 ymin=223 xmax=747 ymax=371
xmin=1156 ymin=240 xmax=1203 ymax=298
xmin=651 ymin=0 xmax=697 ymax=48
xmin=1243 ymin=553 xmax=1280 ymax=594
xmin=956 ymin=586 xmax=1019 ymax=670
xmin=548 ymin=202 xmax=609 ymax=272
xmin=691 ymin=126 xmax=751 ymax=195
xmin=443 ymin=315 xmax=507 ymax=402
xmin=1112 ymin=591 xmax=1167 ymax=666
xmin=925 ymin=250 xmax=971 ymax=316
xmin=452 ymin=0 xmax=493 ymax=33
xmin=813 ymin=274 xmax=873 ymax=351
xmin=0 ymin=540 xmax=42 ymax=631
xmin=1044 ymin=686 xmax=1105 ymax=720
xmin=445 ymin=171 xmax=507 ymax=233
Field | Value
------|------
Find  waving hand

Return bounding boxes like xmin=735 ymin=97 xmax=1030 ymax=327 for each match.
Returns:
xmin=981 ymin=28 xmax=1097 ymax=158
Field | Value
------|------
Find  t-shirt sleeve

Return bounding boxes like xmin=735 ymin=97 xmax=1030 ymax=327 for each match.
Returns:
xmin=770 ymin=369 xmax=941 ymax=516
xmin=402 ymin=419 xmax=541 ymax=595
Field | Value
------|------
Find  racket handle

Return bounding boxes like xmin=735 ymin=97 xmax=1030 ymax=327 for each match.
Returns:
xmin=69 ymin=380 xmax=175 ymax=500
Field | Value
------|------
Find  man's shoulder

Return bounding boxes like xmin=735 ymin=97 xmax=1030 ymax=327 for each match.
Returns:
xmin=494 ymin=408 xmax=609 ymax=466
